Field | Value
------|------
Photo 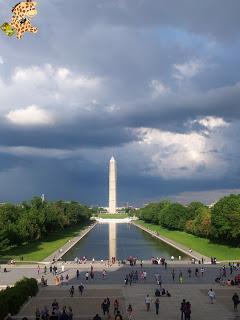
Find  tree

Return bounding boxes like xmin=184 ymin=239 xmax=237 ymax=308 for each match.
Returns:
xmin=211 ymin=194 xmax=240 ymax=244
xmin=187 ymin=202 xmax=206 ymax=219
xmin=185 ymin=207 xmax=211 ymax=237
xmin=160 ymin=203 xmax=190 ymax=230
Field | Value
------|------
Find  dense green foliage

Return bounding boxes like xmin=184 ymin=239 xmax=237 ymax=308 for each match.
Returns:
xmin=0 ymin=277 xmax=38 ymax=320
xmin=0 ymin=197 xmax=93 ymax=251
xmin=211 ymin=194 xmax=240 ymax=244
xmin=137 ymin=195 xmax=240 ymax=245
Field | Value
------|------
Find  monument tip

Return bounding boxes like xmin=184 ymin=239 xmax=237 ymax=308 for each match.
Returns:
xmin=110 ymin=156 xmax=115 ymax=161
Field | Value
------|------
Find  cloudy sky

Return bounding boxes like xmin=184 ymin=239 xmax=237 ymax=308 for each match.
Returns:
xmin=0 ymin=0 xmax=240 ymax=206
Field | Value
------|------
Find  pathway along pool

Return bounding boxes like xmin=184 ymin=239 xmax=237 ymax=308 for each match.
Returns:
xmin=62 ymin=223 xmax=188 ymax=261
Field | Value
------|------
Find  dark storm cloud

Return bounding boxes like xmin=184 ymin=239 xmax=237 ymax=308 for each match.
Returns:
xmin=0 ymin=121 xmax=138 ymax=149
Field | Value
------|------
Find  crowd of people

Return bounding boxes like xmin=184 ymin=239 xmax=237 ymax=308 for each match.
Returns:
xmin=34 ymin=301 xmax=73 ymax=320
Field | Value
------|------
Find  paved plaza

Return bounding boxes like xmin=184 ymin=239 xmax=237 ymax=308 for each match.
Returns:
xmin=1 ymin=263 xmax=240 ymax=320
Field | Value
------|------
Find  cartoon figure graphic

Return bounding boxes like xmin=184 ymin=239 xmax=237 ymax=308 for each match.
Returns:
xmin=1 ymin=1 xmax=38 ymax=39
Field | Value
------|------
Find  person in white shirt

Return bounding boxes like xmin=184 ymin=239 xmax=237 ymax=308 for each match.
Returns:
xmin=145 ymin=294 xmax=151 ymax=311
xmin=208 ymin=288 xmax=215 ymax=304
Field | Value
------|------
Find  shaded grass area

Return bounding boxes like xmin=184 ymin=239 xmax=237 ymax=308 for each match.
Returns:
xmin=97 ymin=213 xmax=128 ymax=219
xmin=136 ymin=221 xmax=240 ymax=261
xmin=0 ymin=224 xmax=88 ymax=262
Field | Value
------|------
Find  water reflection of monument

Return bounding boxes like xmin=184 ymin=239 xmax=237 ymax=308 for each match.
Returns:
xmin=109 ymin=223 xmax=117 ymax=259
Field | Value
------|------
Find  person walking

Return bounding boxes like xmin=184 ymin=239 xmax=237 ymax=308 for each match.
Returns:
xmin=69 ymin=285 xmax=74 ymax=297
xmin=106 ymin=297 xmax=110 ymax=314
xmin=78 ymin=283 xmax=84 ymax=296
xmin=201 ymin=267 xmax=204 ymax=277
xmin=85 ymin=271 xmax=89 ymax=281
xmin=232 ymin=292 xmax=240 ymax=311
xmin=145 ymin=294 xmax=151 ymax=311
xmin=155 ymin=297 xmax=160 ymax=315
xmin=208 ymin=288 xmax=216 ymax=304
xmin=127 ymin=304 xmax=133 ymax=320
xmin=187 ymin=268 xmax=192 ymax=278
xmin=65 ymin=274 xmax=69 ymax=285
xmin=180 ymin=299 xmax=186 ymax=320
xmin=101 ymin=299 xmax=108 ymax=315
xmin=76 ymin=269 xmax=79 ymax=279
xmin=172 ymin=268 xmax=175 ymax=281
xmin=114 ymin=299 xmax=119 ymax=315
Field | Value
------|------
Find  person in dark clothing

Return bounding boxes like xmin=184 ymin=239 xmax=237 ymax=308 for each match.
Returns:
xmin=185 ymin=302 xmax=191 ymax=320
xmin=93 ymin=314 xmax=102 ymax=320
xmin=49 ymin=312 xmax=58 ymax=320
xmin=155 ymin=297 xmax=160 ymax=315
xmin=60 ymin=310 xmax=69 ymax=320
xmin=101 ymin=299 xmax=108 ymax=315
xmin=232 ymin=293 xmax=240 ymax=311
xmin=114 ymin=299 xmax=119 ymax=315
xmin=69 ymin=286 xmax=74 ymax=297
xmin=78 ymin=283 xmax=84 ymax=296
xmin=155 ymin=288 xmax=161 ymax=297
xmin=180 ymin=299 xmax=186 ymax=320
xmin=115 ymin=311 xmax=123 ymax=320
xmin=106 ymin=297 xmax=110 ymax=314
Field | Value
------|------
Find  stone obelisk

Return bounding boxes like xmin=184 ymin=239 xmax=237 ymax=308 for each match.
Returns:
xmin=108 ymin=156 xmax=117 ymax=214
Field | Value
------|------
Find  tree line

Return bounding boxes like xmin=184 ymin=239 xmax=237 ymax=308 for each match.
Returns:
xmin=137 ymin=194 xmax=240 ymax=246
xmin=0 ymin=197 xmax=93 ymax=250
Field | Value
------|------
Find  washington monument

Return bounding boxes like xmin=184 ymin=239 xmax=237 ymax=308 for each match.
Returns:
xmin=109 ymin=156 xmax=117 ymax=213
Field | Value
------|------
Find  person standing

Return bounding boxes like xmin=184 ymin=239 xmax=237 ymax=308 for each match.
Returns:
xmin=201 ymin=267 xmax=204 ymax=277
xmin=185 ymin=302 xmax=191 ymax=320
xmin=127 ymin=304 xmax=133 ymax=320
xmin=155 ymin=297 xmax=160 ymax=315
xmin=180 ymin=299 xmax=186 ymax=320
xmin=187 ymin=268 xmax=192 ymax=278
xmin=85 ymin=271 xmax=89 ymax=281
xmin=145 ymin=294 xmax=151 ymax=311
xmin=76 ymin=269 xmax=79 ymax=279
xmin=232 ymin=292 xmax=240 ymax=311
xmin=172 ymin=268 xmax=175 ymax=281
xmin=208 ymin=288 xmax=216 ymax=304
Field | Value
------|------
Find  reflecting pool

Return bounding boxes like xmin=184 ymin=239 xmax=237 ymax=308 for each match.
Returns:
xmin=62 ymin=223 xmax=188 ymax=261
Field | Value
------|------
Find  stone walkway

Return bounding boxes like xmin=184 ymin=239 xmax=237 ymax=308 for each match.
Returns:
xmin=15 ymin=283 xmax=240 ymax=320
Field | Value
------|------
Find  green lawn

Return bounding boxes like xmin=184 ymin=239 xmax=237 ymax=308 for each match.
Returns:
xmin=0 ymin=224 xmax=89 ymax=262
xmin=97 ymin=213 xmax=128 ymax=219
xmin=136 ymin=221 xmax=240 ymax=261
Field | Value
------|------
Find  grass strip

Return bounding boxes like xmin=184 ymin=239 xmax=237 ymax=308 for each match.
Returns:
xmin=135 ymin=220 xmax=240 ymax=261
xmin=0 ymin=224 xmax=88 ymax=262
xmin=96 ymin=213 xmax=128 ymax=219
